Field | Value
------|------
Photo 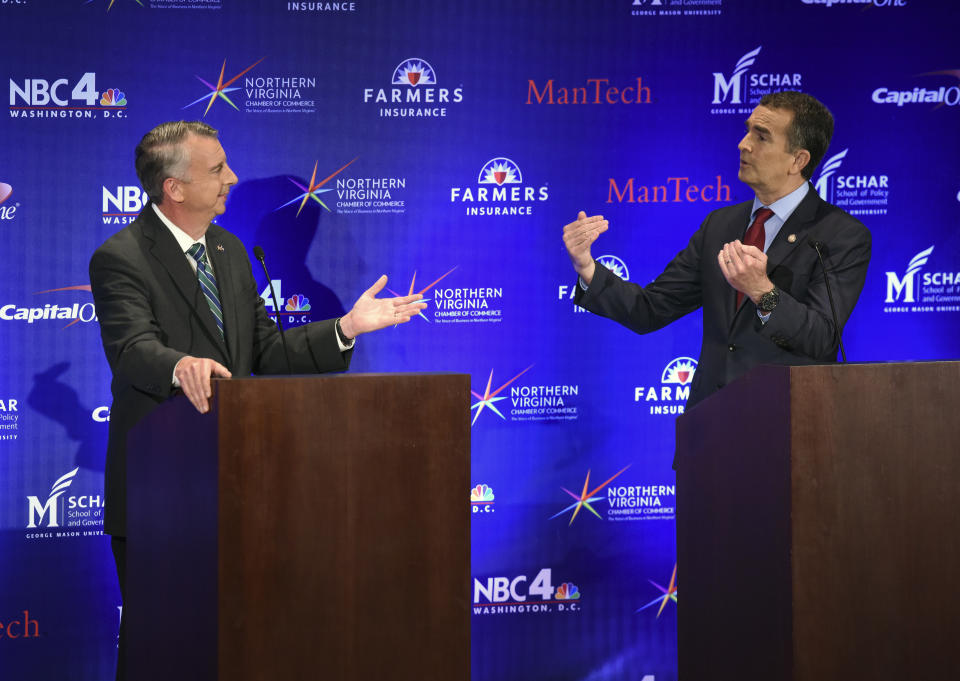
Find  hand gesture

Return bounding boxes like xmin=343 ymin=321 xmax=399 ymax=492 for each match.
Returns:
xmin=173 ymin=356 xmax=232 ymax=414
xmin=563 ymin=211 xmax=608 ymax=285
xmin=339 ymin=275 xmax=427 ymax=337
xmin=717 ymin=240 xmax=774 ymax=303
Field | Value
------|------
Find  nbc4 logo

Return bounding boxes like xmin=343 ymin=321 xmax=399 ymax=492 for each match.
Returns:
xmin=27 ymin=468 xmax=79 ymax=528
xmin=885 ymin=246 xmax=933 ymax=304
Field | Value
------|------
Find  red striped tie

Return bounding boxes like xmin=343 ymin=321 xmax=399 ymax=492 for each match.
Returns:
xmin=738 ymin=207 xmax=774 ymax=307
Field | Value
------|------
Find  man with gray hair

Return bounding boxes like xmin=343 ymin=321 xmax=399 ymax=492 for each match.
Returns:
xmin=90 ymin=121 xmax=425 ymax=680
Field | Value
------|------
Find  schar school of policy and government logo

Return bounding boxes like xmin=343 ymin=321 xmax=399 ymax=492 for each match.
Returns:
xmin=363 ymin=57 xmax=464 ymax=118
xmin=9 ymin=71 xmax=129 ymax=120
xmin=26 ymin=467 xmax=105 ymax=539
xmin=560 ymin=254 xmax=629 ymax=314
xmin=814 ymin=149 xmax=890 ymax=216
xmin=0 ymin=397 xmax=19 ymax=442
xmin=450 ymin=157 xmax=549 ymax=217
xmin=1 ymin=182 xmax=19 ymax=223
xmin=101 ymin=183 xmax=148 ymax=226
xmin=635 ymin=356 xmax=697 ymax=415
xmin=182 ymin=58 xmax=319 ymax=116
xmin=884 ymin=246 xmax=960 ymax=314
xmin=631 ymin=0 xmax=723 ymax=18
xmin=473 ymin=568 xmax=582 ymax=616
xmin=710 ymin=46 xmax=803 ymax=116
xmin=872 ymin=69 xmax=960 ymax=109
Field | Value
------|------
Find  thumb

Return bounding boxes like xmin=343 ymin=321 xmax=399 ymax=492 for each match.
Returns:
xmin=577 ymin=210 xmax=587 ymax=220
xmin=364 ymin=274 xmax=388 ymax=297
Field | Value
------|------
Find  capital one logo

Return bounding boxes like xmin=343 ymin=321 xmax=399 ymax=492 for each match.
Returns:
xmin=26 ymin=468 xmax=79 ymax=529
xmin=712 ymin=46 xmax=761 ymax=105
xmin=886 ymin=246 xmax=933 ymax=303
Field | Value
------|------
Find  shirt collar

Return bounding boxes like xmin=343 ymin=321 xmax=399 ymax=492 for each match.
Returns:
xmin=152 ymin=202 xmax=207 ymax=254
xmin=751 ymin=182 xmax=809 ymax=224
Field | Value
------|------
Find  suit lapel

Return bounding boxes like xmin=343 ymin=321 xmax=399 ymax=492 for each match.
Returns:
xmin=140 ymin=205 xmax=229 ymax=358
xmin=204 ymin=225 xmax=238 ymax=366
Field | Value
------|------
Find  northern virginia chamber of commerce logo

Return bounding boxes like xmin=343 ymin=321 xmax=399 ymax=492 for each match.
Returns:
xmin=636 ymin=564 xmax=678 ymax=619
xmin=9 ymin=71 xmax=128 ymax=119
xmin=872 ymin=69 xmax=960 ymax=109
xmin=631 ymin=0 xmax=723 ymax=18
xmin=0 ymin=397 xmax=19 ymax=442
xmin=814 ymin=148 xmax=890 ymax=216
xmin=450 ymin=157 xmax=549 ymax=217
xmin=607 ymin=174 xmax=732 ymax=205
xmin=710 ymin=46 xmax=804 ymax=116
xmin=884 ymin=246 xmax=960 ymax=313
xmin=471 ymin=484 xmax=495 ymax=514
xmin=88 ymin=0 xmax=225 ymax=10
xmin=526 ymin=75 xmax=652 ymax=105
xmin=635 ymin=356 xmax=697 ymax=415
xmin=102 ymin=183 xmax=148 ymax=225
xmin=471 ymin=366 xmax=580 ymax=425
xmin=607 ymin=476 xmax=676 ymax=522
xmin=550 ymin=465 xmax=630 ymax=525
xmin=473 ymin=568 xmax=582 ymax=615
xmin=1 ymin=182 xmax=18 ymax=222
xmin=560 ymin=254 xmax=629 ymax=313
xmin=1 ymin=286 xmax=97 ymax=328
xmin=183 ymin=58 xmax=318 ymax=116
xmin=363 ymin=57 xmax=463 ymax=118
xmin=390 ymin=267 xmax=504 ymax=325
xmin=25 ymin=467 xmax=104 ymax=539
xmin=276 ymin=158 xmax=408 ymax=216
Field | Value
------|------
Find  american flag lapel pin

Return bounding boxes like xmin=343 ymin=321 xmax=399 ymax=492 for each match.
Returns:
xmin=216 ymin=244 xmax=225 ymax=252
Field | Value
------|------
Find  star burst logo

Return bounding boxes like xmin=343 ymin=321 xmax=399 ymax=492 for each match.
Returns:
xmin=183 ymin=58 xmax=265 ymax=116
xmin=478 ymin=158 xmax=522 ymax=185
xmin=391 ymin=58 xmax=436 ymax=87
xmin=636 ymin=564 xmax=678 ymax=618
xmin=661 ymin=357 xmax=697 ymax=385
xmin=276 ymin=158 xmax=358 ymax=216
xmin=470 ymin=365 xmax=534 ymax=425
xmin=386 ymin=266 xmax=457 ymax=322
xmin=550 ymin=465 xmax=630 ymax=525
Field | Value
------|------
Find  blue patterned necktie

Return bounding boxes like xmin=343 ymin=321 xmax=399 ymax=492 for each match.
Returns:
xmin=186 ymin=242 xmax=225 ymax=339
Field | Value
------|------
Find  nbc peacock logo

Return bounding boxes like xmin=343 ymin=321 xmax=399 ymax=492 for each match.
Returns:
xmin=470 ymin=484 xmax=495 ymax=514
xmin=285 ymin=294 xmax=311 ymax=312
xmin=99 ymin=88 xmax=127 ymax=106
xmin=554 ymin=583 xmax=580 ymax=600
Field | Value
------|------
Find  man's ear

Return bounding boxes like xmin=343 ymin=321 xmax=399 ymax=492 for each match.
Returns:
xmin=162 ymin=176 xmax=183 ymax=204
xmin=792 ymin=149 xmax=811 ymax=178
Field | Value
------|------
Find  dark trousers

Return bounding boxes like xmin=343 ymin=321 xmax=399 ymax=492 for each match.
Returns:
xmin=111 ymin=536 xmax=126 ymax=681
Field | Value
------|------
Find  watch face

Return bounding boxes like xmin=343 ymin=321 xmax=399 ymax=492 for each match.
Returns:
xmin=760 ymin=289 xmax=779 ymax=312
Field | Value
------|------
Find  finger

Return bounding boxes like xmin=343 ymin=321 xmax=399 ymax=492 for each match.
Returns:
xmin=390 ymin=293 xmax=423 ymax=305
xmin=577 ymin=210 xmax=586 ymax=220
xmin=363 ymin=274 xmax=388 ymax=297
xmin=211 ymin=361 xmax=232 ymax=378
xmin=726 ymin=241 xmax=745 ymax=269
xmin=717 ymin=250 xmax=731 ymax=279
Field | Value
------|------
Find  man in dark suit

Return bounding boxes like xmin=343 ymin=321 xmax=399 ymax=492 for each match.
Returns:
xmin=563 ymin=91 xmax=871 ymax=411
xmin=90 ymin=121 xmax=425 ymax=679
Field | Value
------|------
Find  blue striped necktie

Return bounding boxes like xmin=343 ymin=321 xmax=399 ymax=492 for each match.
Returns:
xmin=186 ymin=242 xmax=225 ymax=339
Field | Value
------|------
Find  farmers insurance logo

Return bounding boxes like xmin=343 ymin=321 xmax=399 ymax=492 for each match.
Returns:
xmin=363 ymin=58 xmax=464 ymax=118
xmin=450 ymin=157 xmax=549 ymax=217
xmin=635 ymin=356 xmax=697 ymax=415
xmin=710 ymin=46 xmax=803 ymax=115
xmin=884 ymin=246 xmax=960 ymax=314
xmin=25 ymin=467 xmax=105 ymax=539
xmin=183 ymin=58 xmax=319 ymax=116
xmin=872 ymin=69 xmax=960 ymax=109
xmin=474 ymin=568 xmax=582 ymax=615
xmin=560 ymin=254 xmax=629 ymax=313
xmin=814 ymin=149 xmax=890 ymax=216
xmin=631 ymin=0 xmax=723 ymax=17
xmin=102 ymin=184 xmax=148 ymax=225
xmin=9 ymin=72 xmax=129 ymax=119
xmin=1 ymin=285 xmax=97 ymax=328
xmin=0 ymin=182 xmax=18 ymax=222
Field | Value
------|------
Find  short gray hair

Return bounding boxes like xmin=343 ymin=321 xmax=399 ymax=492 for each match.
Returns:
xmin=134 ymin=121 xmax=219 ymax=204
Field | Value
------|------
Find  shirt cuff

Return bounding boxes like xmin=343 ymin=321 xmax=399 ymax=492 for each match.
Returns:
xmin=578 ymin=276 xmax=589 ymax=291
xmin=757 ymin=309 xmax=771 ymax=324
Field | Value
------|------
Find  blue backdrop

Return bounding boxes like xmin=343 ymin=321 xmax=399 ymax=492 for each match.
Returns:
xmin=1 ymin=1 xmax=957 ymax=679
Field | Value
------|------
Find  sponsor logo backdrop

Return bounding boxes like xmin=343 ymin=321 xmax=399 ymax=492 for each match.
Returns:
xmin=1 ymin=1 xmax=957 ymax=679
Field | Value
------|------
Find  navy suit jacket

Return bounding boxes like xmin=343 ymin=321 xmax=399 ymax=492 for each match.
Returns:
xmin=90 ymin=204 xmax=352 ymax=536
xmin=575 ymin=183 xmax=871 ymax=410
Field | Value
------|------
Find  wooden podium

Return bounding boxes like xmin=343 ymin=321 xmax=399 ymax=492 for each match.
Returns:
xmin=675 ymin=361 xmax=960 ymax=680
xmin=126 ymin=373 xmax=470 ymax=681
